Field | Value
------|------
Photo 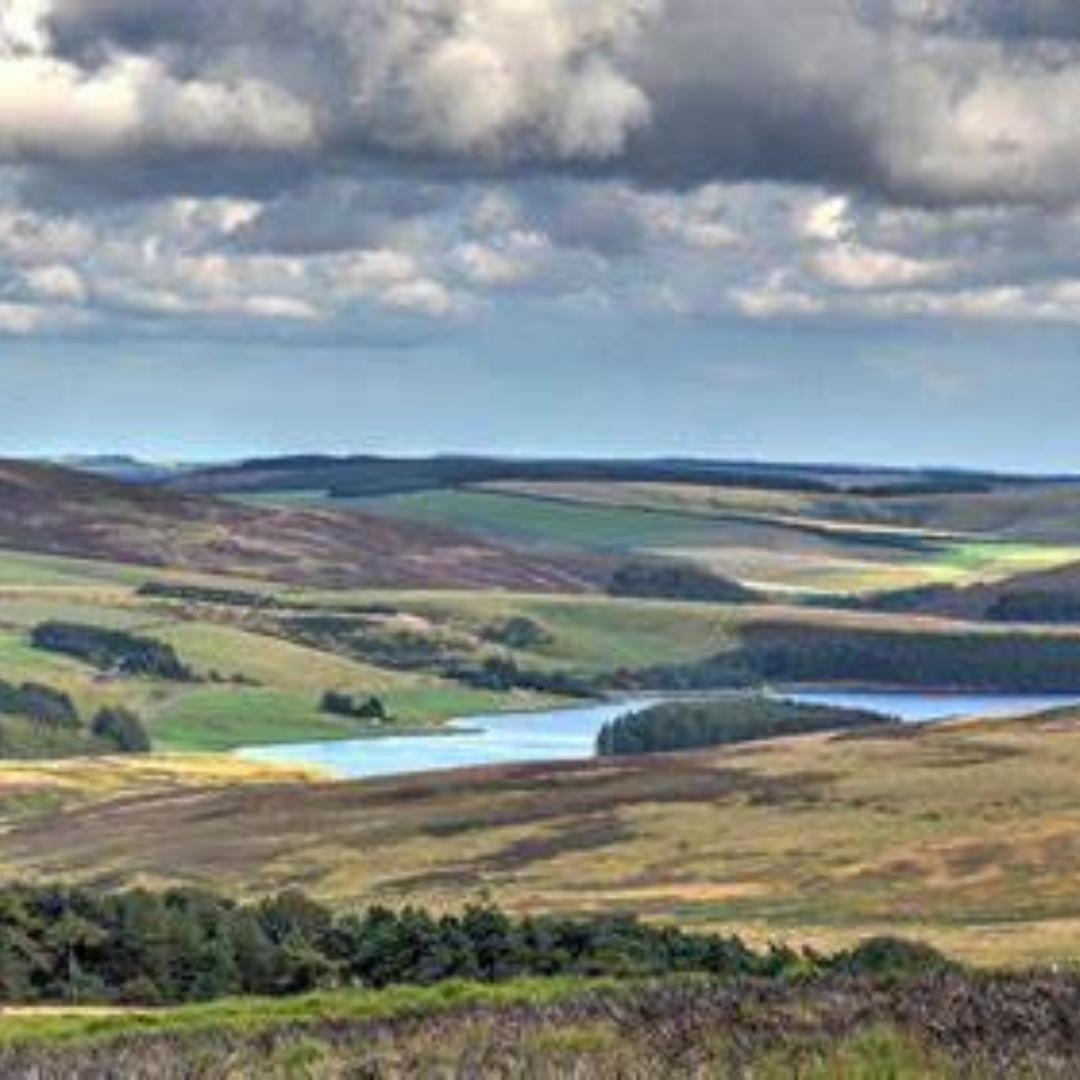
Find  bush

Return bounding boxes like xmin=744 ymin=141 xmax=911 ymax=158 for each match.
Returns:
xmin=320 ymin=692 xmax=387 ymax=722
xmin=832 ymin=937 xmax=952 ymax=979
xmin=480 ymin=617 xmax=553 ymax=650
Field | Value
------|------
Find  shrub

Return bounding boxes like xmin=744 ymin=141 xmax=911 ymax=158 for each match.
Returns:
xmin=832 ymin=936 xmax=952 ymax=979
xmin=480 ymin=617 xmax=553 ymax=650
xmin=320 ymin=692 xmax=387 ymax=722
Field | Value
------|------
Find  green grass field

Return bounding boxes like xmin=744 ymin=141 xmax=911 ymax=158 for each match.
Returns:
xmin=4 ymin=536 xmax=1080 ymax=753
xmin=333 ymin=486 xmax=1080 ymax=595
xmin=355 ymin=488 xmax=728 ymax=551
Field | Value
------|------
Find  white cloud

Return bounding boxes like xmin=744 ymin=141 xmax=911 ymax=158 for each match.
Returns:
xmin=0 ymin=53 xmax=314 ymax=164
xmin=813 ymin=244 xmax=950 ymax=290
xmin=0 ymin=300 xmax=47 ymax=334
xmin=381 ymin=278 xmax=455 ymax=316
xmin=21 ymin=263 xmax=86 ymax=303
xmin=799 ymin=196 xmax=851 ymax=242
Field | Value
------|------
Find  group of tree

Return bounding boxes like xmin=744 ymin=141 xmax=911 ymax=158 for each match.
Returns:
xmin=320 ymin=692 xmax=388 ymax=722
xmin=607 ymin=562 xmax=758 ymax=605
xmin=88 ymin=707 xmax=152 ymax=753
xmin=31 ymin=622 xmax=193 ymax=681
xmin=614 ymin=622 xmax=1080 ymax=694
xmin=284 ymin=617 xmax=450 ymax=672
xmin=447 ymin=656 xmax=596 ymax=698
xmin=0 ymin=884 xmax=950 ymax=1006
xmin=734 ymin=623 xmax=1080 ymax=691
xmin=597 ymin=696 xmax=894 ymax=757
xmin=0 ymin=681 xmax=79 ymax=728
xmin=0 ymin=678 xmax=150 ymax=758
xmin=137 ymin=581 xmax=283 ymax=611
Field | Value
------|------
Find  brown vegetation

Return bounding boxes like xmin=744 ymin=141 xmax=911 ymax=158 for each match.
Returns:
xmin=0 ymin=461 xmax=601 ymax=592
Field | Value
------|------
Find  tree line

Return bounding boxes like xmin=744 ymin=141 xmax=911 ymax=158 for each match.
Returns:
xmin=614 ymin=621 xmax=1080 ymax=693
xmin=0 ymin=884 xmax=948 ymax=1006
xmin=137 ymin=580 xmax=285 ymax=611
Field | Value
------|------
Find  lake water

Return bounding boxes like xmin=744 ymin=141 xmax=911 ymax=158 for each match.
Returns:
xmin=780 ymin=689 xmax=1080 ymax=724
xmin=237 ymin=689 xmax=1080 ymax=780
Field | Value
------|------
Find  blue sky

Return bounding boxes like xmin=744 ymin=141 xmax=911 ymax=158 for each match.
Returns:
xmin=3 ymin=1 xmax=1080 ymax=470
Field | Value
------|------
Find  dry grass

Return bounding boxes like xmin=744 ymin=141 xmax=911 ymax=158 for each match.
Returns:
xmin=2 ymin=714 xmax=1080 ymax=965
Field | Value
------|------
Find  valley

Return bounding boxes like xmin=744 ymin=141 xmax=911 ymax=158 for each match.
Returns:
xmin=1 ymin=457 xmax=1080 ymax=973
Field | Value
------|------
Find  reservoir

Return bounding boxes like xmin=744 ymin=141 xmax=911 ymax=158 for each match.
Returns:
xmin=237 ymin=690 xmax=1080 ymax=780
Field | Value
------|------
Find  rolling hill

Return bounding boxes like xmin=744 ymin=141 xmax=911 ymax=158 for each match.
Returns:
xmin=165 ymin=455 xmax=1080 ymax=595
xmin=0 ymin=461 xmax=600 ymax=592
xmin=170 ymin=452 xmax=1060 ymax=501
xmin=6 ymin=706 xmax=1080 ymax=966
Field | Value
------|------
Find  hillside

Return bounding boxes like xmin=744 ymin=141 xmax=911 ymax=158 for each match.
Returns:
xmin=0 ymin=462 xmax=599 ymax=592
xmin=171 ymin=457 xmax=1080 ymax=595
xmin=8 ymin=707 xmax=1080 ymax=966
xmin=868 ymin=558 xmax=1080 ymax=623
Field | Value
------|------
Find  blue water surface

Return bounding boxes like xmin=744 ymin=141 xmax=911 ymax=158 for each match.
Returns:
xmin=238 ymin=690 xmax=1080 ymax=780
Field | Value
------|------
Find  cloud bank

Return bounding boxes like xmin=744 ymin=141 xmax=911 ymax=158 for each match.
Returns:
xmin=3 ymin=0 xmax=1080 ymax=341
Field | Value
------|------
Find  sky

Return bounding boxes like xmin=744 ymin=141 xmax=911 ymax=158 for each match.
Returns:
xmin=3 ymin=1 xmax=1080 ymax=469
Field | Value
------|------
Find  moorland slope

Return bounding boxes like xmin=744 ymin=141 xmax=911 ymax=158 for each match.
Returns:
xmin=0 ymin=461 xmax=598 ymax=592
xmin=7 ymin=708 xmax=1080 ymax=965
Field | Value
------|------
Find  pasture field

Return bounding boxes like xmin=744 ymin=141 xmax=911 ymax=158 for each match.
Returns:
xmin=323 ymin=483 xmax=1080 ymax=595
xmin=4 ymin=710 xmax=1080 ymax=966
xmin=351 ymin=488 xmax=729 ymax=551
xmin=5 ymin=540 xmax=1080 ymax=751
xmin=0 ymin=547 xmax=570 ymax=751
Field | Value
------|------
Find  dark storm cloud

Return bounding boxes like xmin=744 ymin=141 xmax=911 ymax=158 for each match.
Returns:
xmin=1 ymin=0 xmax=1072 ymax=211
xmin=5 ymin=0 xmax=1080 ymax=343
